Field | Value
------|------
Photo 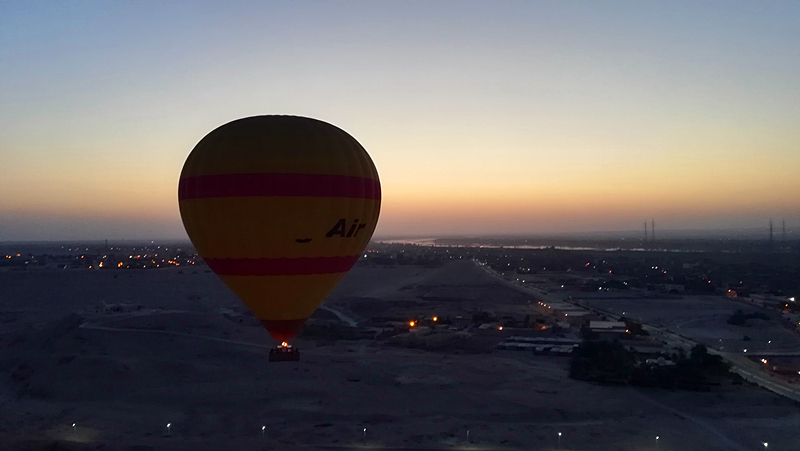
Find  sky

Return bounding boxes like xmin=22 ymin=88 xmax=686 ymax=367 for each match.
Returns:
xmin=2 ymin=1 xmax=799 ymax=241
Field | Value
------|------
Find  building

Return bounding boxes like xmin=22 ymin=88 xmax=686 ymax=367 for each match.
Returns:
xmin=588 ymin=321 xmax=629 ymax=340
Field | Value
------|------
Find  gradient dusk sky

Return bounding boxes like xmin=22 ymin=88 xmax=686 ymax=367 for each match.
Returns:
xmin=2 ymin=1 xmax=799 ymax=241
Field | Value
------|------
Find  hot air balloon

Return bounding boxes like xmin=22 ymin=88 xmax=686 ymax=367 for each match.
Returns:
xmin=178 ymin=116 xmax=380 ymax=359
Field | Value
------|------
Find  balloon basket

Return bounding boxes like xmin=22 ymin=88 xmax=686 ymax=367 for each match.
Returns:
xmin=269 ymin=343 xmax=300 ymax=362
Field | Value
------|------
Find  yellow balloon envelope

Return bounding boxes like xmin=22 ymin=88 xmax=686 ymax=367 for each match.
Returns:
xmin=178 ymin=116 xmax=380 ymax=341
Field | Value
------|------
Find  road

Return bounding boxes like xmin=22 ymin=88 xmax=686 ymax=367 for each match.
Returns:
xmin=473 ymin=260 xmax=800 ymax=403
xmin=318 ymin=305 xmax=359 ymax=327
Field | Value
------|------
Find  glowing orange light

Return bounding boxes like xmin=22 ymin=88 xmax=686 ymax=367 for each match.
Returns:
xmin=117 ymin=262 xmax=123 ymax=268
xmin=498 ymin=326 xmax=503 ymax=331
xmin=409 ymin=321 xmax=415 ymax=327
xmin=281 ymin=341 xmax=289 ymax=347
xmin=432 ymin=316 xmax=438 ymax=322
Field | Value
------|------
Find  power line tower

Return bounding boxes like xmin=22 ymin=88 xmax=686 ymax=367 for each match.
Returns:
xmin=769 ymin=219 xmax=774 ymax=251
xmin=651 ymin=218 xmax=655 ymax=248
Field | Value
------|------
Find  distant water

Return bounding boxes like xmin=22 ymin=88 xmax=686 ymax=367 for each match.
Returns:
xmin=375 ymin=239 xmax=681 ymax=252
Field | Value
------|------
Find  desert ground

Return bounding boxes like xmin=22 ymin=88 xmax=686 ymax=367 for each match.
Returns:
xmin=573 ymin=294 xmax=799 ymax=355
xmin=1 ymin=260 xmax=798 ymax=450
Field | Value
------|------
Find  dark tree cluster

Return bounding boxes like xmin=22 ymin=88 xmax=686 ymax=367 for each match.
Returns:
xmin=570 ymin=342 xmax=732 ymax=390
xmin=727 ymin=309 xmax=769 ymax=326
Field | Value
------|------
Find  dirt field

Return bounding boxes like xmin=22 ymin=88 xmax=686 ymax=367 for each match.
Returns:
xmin=575 ymin=294 xmax=800 ymax=354
xmin=0 ymin=262 xmax=797 ymax=450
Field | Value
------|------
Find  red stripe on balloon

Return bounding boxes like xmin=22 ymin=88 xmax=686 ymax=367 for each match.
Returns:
xmin=178 ymin=173 xmax=381 ymax=200
xmin=204 ymin=255 xmax=361 ymax=276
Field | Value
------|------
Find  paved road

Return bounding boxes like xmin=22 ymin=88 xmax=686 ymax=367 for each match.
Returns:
xmin=473 ymin=260 xmax=800 ymax=403
xmin=318 ymin=305 xmax=359 ymax=327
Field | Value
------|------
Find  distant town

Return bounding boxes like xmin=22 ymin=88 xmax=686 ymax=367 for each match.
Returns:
xmin=1 ymin=243 xmax=198 ymax=270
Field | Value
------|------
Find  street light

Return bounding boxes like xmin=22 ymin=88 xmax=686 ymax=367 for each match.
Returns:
xmin=166 ymin=423 xmax=171 ymax=436
xmin=72 ymin=423 xmax=76 ymax=432
xmin=363 ymin=427 xmax=367 ymax=442
xmin=656 ymin=436 xmax=659 ymax=449
xmin=764 ymin=442 xmax=768 ymax=449
xmin=557 ymin=432 xmax=562 ymax=449
xmin=262 ymin=425 xmax=266 ymax=436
